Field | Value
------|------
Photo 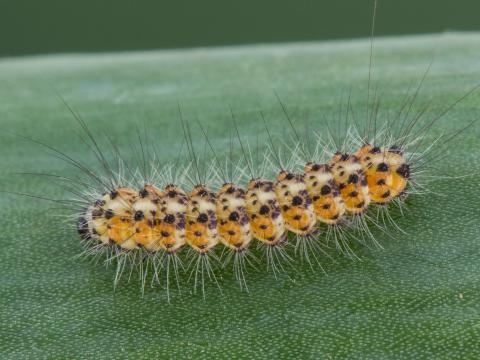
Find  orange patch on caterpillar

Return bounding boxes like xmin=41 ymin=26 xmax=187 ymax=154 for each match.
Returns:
xmin=304 ymin=163 xmax=345 ymax=225
xmin=132 ymin=220 xmax=160 ymax=250
xmin=250 ymin=216 xmax=278 ymax=243
xmin=156 ymin=223 xmax=181 ymax=252
xmin=330 ymin=153 xmax=370 ymax=214
xmin=312 ymin=197 xmax=343 ymax=224
xmin=281 ymin=207 xmax=315 ymax=232
xmin=275 ymin=171 xmax=316 ymax=236
xmin=186 ymin=223 xmax=212 ymax=251
xmin=107 ymin=217 xmax=136 ymax=249
xmin=218 ymin=222 xmax=246 ymax=249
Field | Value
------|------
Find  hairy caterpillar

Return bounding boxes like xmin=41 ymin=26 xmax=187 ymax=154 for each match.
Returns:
xmin=16 ymin=76 xmax=472 ymax=302
xmin=8 ymin=2 xmax=478 ymax=302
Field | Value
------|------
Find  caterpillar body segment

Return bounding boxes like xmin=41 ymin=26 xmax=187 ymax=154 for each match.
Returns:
xmin=185 ymin=185 xmax=219 ymax=253
xmin=155 ymin=184 xmax=188 ymax=253
xmin=131 ymin=185 xmax=164 ymax=252
xmin=355 ymin=145 xmax=394 ymax=204
xmin=330 ymin=153 xmax=371 ymax=214
xmin=245 ymin=179 xmax=287 ymax=246
xmin=355 ymin=144 xmax=410 ymax=203
xmin=94 ymin=187 xmax=137 ymax=249
xmin=274 ymin=171 xmax=317 ymax=236
xmin=304 ymin=163 xmax=346 ymax=225
xmin=385 ymin=149 xmax=410 ymax=198
xmin=216 ymin=183 xmax=252 ymax=251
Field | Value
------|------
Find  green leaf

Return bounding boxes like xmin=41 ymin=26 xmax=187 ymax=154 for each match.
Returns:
xmin=1 ymin=33 xmax=479 ymax=359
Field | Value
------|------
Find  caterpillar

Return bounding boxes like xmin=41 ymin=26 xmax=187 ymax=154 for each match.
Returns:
xmin=22 ymin=76 xmax=470 ymax=302
xmin=8 ymin=3 xmax=478 ymax=302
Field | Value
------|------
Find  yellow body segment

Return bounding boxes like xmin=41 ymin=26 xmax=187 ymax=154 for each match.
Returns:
xmin=107 ymin=217 xmax=136 ymax=249
xmin=216 ymin=183 xmax=252 ymax=251
xmin=246 ymin=179 xmax=286 ymax=245
xmin=275 ymin=171 xmax=316 ymax=235
xmin=186 ymin=185 xmax=219 ymax=253
xmin=304 ymin=163 xmax=345 ymax=225
xmin=330 ymin=154 xmax=370 ymax=214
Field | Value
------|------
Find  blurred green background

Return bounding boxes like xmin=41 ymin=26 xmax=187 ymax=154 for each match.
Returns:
xmin=1 ymin=0 xmax=479 ymax=57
